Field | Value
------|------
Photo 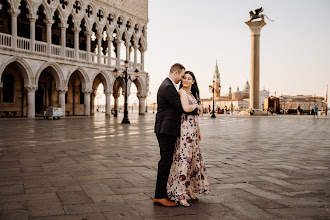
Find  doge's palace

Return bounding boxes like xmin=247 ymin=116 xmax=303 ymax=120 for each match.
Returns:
xmin=0 ymin=0 xmax=149 ymax=118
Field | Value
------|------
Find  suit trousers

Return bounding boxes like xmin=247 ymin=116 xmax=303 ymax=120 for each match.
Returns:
xmin=154 ymin=133 xmax=178 ymax=199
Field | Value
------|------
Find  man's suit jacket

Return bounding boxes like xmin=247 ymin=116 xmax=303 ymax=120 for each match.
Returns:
xmin=154 ymin=78 xmax=197 ymax=137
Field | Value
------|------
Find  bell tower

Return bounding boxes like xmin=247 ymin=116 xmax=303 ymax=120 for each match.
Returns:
xmin=213 ymin=60 xmax=221 ymax=97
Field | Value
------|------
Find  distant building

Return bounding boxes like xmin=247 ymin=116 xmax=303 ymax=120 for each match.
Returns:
xmin=201 ymin=63 xmax=269 ymax=111
xmin=279 ymin=95 xmax=326 ymax=113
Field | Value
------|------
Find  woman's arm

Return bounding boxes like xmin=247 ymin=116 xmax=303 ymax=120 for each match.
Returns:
xmin=178 ymin=89 xmax=198 ymax=112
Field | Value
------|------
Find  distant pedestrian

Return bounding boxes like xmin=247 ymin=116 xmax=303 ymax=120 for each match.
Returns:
xmin=313 ymin=104 xmax=318 ymax=119
xmin=297 ymin=105 xmax=301 ymax=115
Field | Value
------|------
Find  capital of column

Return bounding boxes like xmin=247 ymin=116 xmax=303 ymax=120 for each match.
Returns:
xmin=107 ymin=36 xmax=114 ymax=42
xmin=44 ymin=19 xmax=54 ymax=25
xmin=137 ymin=94 xmax=147 ymax=99
xmin=96 ymin=33 xmax=103 ymax=39
xmin=57 ymin=90 xmax=67 ymax=94
xmin=8 ymin=8 xmax=20 ymax=16
xmin=104 ymin=91 xmax=112 ymax=96
xmin=132 ymin=44 xmax=139 ymax=50
xmin=115 ymin=39 xmax=123 ymax=44
xmin=124 ymin=42 xmax=131 ymax=47
xmin=245 ymin=21 xmax=266 ymax=35
xmin=84 ymin=30 xmax=92 ymax=36
xmin=26 ymin=86 xmax=37 ymax=92
xmin=27 ymin=14 xmax=38 ymax=22
xmin=59 ymin=23 xmax=69 ymax=29
xmin=139 ymin=46 xmax=147 ymax=52
xmin=73 ymin=27 xmax=81 ymax=33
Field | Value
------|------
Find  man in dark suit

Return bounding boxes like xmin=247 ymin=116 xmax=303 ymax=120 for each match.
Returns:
xmin=154 ymin=63 xmax=199 ymax=207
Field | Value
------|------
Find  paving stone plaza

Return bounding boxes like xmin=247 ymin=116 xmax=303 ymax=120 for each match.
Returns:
xmin=0 ymin=114 xmax=329 ymax=220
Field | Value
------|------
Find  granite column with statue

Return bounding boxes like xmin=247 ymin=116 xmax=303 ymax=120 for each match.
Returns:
xmin=245 ymin=21 xmax=266 ymax=109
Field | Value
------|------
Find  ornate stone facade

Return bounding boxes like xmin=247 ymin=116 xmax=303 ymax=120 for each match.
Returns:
xmin=0 ymin=0 xmax=149 ymax=118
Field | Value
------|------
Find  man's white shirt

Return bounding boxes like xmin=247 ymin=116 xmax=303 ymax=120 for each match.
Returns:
xmin=167 ymin=77 xmax=178 ymax=91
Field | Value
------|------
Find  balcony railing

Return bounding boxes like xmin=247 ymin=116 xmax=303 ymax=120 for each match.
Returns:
xmin=101 ymin=55 xmax=107 ymax=65
xmin=110 ymin=57 xmax=117 ymax=66
xmin=51 ymin=45 xmax=61 ymax=56
xmin=35 ymin=41 xmax=47 ymax=53
xmin=0 ymin=32 xmax=144 ymax=70
xmin=91 ymin=52 xmax=97 ymax=63
xmin=17 ymin=37 xmax=30 ymax=50
xmin=65 ymin=48 xmax=75 ymax=59
xmin=0 ymin=33 xmax=11 ymax=47
xmin=79 ymin=51 xmax=87 ymax=61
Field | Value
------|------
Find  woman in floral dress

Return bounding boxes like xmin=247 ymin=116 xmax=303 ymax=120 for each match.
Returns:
xmin=167 ymin=71 xmax=211 ymax=207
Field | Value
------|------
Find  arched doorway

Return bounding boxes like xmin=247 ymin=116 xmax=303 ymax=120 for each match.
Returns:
xmin=0 ymin=61 xmax=28 ymax=117
xmin=91 ymin=73 xmax=107 ymax=116
xmin=66 ymin=71 xmax=86 ymax=116
xmin=35 ymin=67 xmax=59 ymax=116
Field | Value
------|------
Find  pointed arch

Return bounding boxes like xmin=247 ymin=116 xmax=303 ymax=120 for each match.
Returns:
xmin=35 ymin=62 xmax=65 ymax=90
xmin=36 ymin=2 xmax=51 ymax=20
xmin=66 ymin=66 xmax=90 ymax=91
xmin=19 ymin=0 xmax=33 ymax=15
xmin=80 ymin=15 xmax=91 ymax=32
xmin=52 ymin=7 xmax=65 ymax=24
xmin=67 ymin=13 xmax=79 ymax=28
xmin=91 ymin=70 xmax=111 ymax=93
xmin=0 ymin=56 xmax=33 ymax=87
xmin=133 ymin=76 xmax=147 ymax=97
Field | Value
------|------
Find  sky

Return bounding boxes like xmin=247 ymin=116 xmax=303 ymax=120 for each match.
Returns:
xmin=139 ymin=0 xmax=330 ymax=104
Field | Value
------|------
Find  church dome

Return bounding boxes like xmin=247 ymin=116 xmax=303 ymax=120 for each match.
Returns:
xmin=243 ymin=81 xmax=250 ymax=92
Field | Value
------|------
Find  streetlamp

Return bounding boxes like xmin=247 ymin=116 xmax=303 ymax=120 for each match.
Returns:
xmin=145 ymin=91 xmax=151 ymax=113
xmin=113 ymin=60 xmax=139 ymax=124
xmin=209 ymin=80 xmax=221 ymax=118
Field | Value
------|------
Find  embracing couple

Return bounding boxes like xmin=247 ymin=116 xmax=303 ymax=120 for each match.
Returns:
xmin=154 ymin=63 xmax=211 ymax=207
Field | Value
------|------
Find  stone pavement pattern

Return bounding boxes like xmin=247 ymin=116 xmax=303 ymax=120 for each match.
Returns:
xmin=0 ymin=114 xmax=329 ymax=220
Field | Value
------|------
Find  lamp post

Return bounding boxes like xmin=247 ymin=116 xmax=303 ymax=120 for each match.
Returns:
xmin=113 ymin=60 xmax=139 ymax=124
xmin=209 ymin=80 xmax=221 ymax=118
xmin=145 ymin=91 xmax=151 ymax=113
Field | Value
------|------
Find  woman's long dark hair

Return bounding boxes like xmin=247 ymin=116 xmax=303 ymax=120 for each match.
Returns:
xmin=179 ymin=71 xmax=201 ymax=104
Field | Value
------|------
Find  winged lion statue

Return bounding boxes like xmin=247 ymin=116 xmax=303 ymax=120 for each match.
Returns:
xmin=249 ymin=7 xmax=274 ymax=22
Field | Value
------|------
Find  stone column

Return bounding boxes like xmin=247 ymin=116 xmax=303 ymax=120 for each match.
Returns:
xmin=140 ymin=48 xmax=145 ymax=71
xmin=45 ymin=19 xmax=54 ymax=55
xmin=84 ymin=91 xmax=91 ymax=116
xmin=125 ymin=42 xmax=131 ymax=62
xmin=97 ymin=34 xmax=102 ymax=64
xmin=138 ymin=96 xmax=146 ymax=115
xmin=9 ymin=9 xmax=20 ymax=48
xmin=85 ymin=31 xmax=91 ymax=62
xmin=133 ymin=45 xmax=138 ymax=69
xmin=28 ymin=14 xmax=37 ymax=51
xmin=105 ymin=92 xmax=112 ymax=116
xmin=27 ymin=87 xmax=36 ymax=118
xmin=116 ymin=40 xmax=122 ymax=66
xmin=74 ymin=27 xmax=81 ymax=60
xmin=59 ymin=24 xmax=68 ymax=57
xmin=245 ymin=21 xmax=266 ymax=109
xmin=107 ymin=37 xmax=113 ymax=66
xmin=58 ymin=90 xmax=66 ymax=117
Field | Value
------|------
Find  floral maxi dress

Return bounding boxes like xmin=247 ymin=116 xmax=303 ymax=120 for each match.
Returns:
xmin=167 ymin=94 xmax=211 ymax=201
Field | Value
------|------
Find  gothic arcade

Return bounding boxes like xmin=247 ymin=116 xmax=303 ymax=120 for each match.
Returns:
xmin=0 ymin=0 xmax=149 ymax=117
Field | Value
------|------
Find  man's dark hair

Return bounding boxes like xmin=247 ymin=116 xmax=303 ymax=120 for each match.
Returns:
xmin=170 ymin=63 xmax=185 ymax=73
